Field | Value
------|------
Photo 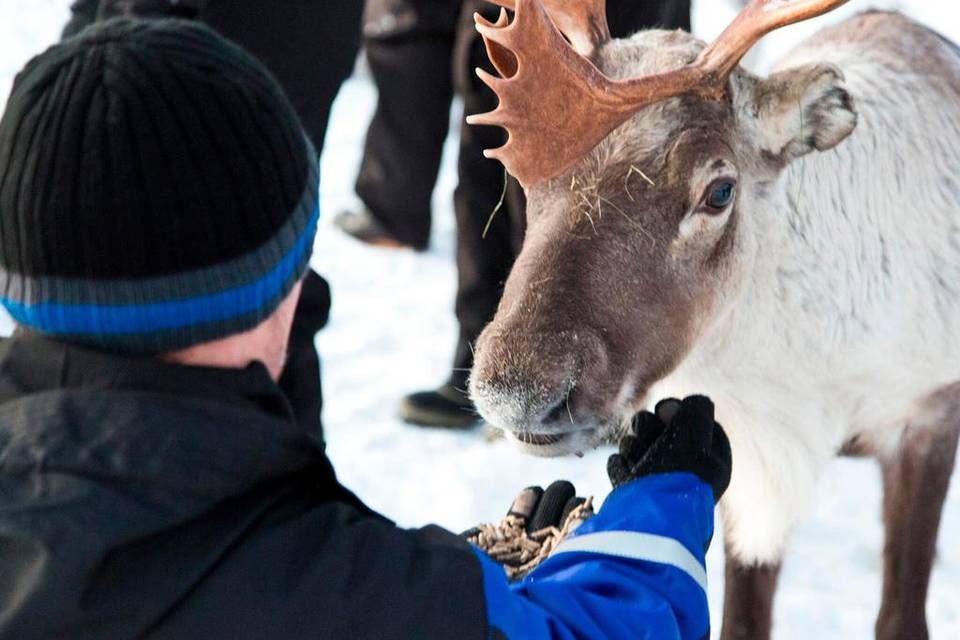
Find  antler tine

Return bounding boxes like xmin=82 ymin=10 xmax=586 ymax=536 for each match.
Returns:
xmin=611 ymin=0 xmax=852 ymax=103
xmin=468 ymin=0 xmax=849 ymax=188
xmin=688 ymin=0 xmax=851 ymax=100
xmin=466 ymin=0 xmax=634 ymax=186
xmin=484 ymin=0 xmax=610 ymax=57
xmin=476 ymin=9 xmax=518 ymax=78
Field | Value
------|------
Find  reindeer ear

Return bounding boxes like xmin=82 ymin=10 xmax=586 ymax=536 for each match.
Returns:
xmin=751 ymin=63 xmax=857 ymax=163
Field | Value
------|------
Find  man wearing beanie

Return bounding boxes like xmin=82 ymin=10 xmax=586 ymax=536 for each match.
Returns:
xmin=61 ymin=0 xmax=364 ymax=438
xmin=0 ymin=19 xmax=731 ymax=640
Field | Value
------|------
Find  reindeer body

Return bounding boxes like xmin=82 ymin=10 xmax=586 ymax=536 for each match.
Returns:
xmin=470 ymin=9 xmax=960 ymax=638
xmin=651 ymin=12 xmax=960 ymax=562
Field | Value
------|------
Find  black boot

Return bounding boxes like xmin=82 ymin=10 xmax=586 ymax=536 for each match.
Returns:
xmin=398 ymin=382 xmax=479 ymax=429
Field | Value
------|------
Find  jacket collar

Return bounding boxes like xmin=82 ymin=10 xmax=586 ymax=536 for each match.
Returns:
xmin=0 ymin=334 xmax=297 ymax=424
xmin=0 ymin=335 xmax=369 ymax=511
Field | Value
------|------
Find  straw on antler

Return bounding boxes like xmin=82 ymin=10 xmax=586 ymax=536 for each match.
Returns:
xmin=467 ymin=0 xmax=850 ymax=187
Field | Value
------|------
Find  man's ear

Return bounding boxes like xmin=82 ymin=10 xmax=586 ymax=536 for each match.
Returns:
xmin=751 ymin=63 xmax=858 ymax=164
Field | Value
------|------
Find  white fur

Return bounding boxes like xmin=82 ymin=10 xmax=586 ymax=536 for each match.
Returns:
xmin=475 ymin=13 xmax=960 ymax=565
xmin=652 ymin=17 xmax=960 ymax=562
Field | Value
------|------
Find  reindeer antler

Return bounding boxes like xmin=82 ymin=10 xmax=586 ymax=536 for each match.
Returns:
xmin=467 ymin=0 xmax=850 ymax=187
xmin=486 ymin=0 xmax=610 ymax=56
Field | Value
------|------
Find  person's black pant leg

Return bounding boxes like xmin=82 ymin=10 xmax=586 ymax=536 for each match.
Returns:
xmin=607 ymin=0 xmax=691 ymax=36
xmin=200 ymin=0 xmax=362 ymax=152
xmin=200 ymin=0 xmax=363 ymax=436
xmin=279 ymin=271 xmax=331 ymax=435
xmin=355 ymin=31 xmax=456 ymax=250
xmin=449 ymin=1 xmax=527 ymax=387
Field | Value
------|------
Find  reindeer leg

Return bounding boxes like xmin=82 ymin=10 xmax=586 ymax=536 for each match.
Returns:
xmin=875 ymin=414 xmax=960 ymax=640
xmin=720 ymin=547 xmax=781 ymax=640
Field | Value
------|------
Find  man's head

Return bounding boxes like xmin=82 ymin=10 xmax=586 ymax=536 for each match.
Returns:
xmin=0 ymin=18 xmax=318 ymax=377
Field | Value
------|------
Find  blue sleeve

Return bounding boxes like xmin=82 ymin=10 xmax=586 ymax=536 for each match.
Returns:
xmin=472 ymin=472 xmax=714 ymax=640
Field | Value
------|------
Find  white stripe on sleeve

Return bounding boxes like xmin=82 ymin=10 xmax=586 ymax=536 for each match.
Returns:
xmin=551 ymin=531 xmax=708 ymax=592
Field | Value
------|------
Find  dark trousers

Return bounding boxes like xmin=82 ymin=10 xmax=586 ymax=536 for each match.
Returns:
xmin=449 ymin=2 xmax=524 ymax=388
xmin=198 ymin=2 xmax=361 ymax=437
xmin=67 ymin=0 xmax=362 ymax=152
xmin=355 ymin=0 xmax=463 ymax=249
xmin=63 ymin=0 xmax=363 ymax=436
xmin=355 ymin=34 xmax=456 ymax=249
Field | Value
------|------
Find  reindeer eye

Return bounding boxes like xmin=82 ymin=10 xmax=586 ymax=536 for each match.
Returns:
xmin=703 ymin=179 xmax=737 ymax=212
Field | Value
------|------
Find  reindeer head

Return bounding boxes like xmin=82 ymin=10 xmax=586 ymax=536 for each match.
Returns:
xmin=468 ymin=0 xmax=857 ymax=455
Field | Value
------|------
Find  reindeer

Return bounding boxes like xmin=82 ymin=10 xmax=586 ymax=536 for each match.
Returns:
xmin=464 ymin=1 xmax=960 ymax=637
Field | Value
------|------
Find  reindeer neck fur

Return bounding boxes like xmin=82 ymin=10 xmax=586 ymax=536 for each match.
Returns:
xmin=650 ymin=12 xmax=960 ymax=561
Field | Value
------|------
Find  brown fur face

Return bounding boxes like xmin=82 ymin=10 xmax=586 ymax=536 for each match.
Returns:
xmin=469 ymin=29 xmax=857 ymax=455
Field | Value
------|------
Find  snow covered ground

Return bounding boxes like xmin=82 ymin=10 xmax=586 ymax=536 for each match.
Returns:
xmin=1 ymin=1 xmax=959 ymax=637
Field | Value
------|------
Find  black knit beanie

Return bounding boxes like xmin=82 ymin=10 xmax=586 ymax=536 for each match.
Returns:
xmin=0 ymin=18 xmax=318 ymax=353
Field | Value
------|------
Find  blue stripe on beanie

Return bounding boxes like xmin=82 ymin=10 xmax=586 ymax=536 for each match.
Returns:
xmin=1 ymin=200 xmax=318 ymax=337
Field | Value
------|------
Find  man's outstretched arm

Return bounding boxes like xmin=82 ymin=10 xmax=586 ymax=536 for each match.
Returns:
xmin=475 ymin=470 xmax=715 ymax=640
xmin=471 ymin=396 xmax=730 ymax=640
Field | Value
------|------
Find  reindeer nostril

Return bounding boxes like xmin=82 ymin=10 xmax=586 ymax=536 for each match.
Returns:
xmin=543 ymin=397 xmax=569 ymax=424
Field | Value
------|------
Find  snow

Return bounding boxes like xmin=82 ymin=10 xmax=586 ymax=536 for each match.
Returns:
xmin=1 ymin=1 xmax=959 ymax=637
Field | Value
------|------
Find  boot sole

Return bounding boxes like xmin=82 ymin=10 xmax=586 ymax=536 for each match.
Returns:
xmin=397 ymin=401 xmax=480 ymax=430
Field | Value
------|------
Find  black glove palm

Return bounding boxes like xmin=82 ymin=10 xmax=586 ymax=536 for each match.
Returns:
xmin=464 ymin=481 xmax=592 ymax=579
xmin=607 ymin=395 xmax=732 ymax=503
xmin=464 ymin=480 xmax=586 ymax=540
xmin=508 ymin=481 xmax=586 ymax=534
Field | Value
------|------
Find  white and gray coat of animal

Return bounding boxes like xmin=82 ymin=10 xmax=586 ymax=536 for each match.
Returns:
xmin=646 ymin=13 xmax=960 ymax=562
xmin=471 ymin=11 xmax=960 ymax=566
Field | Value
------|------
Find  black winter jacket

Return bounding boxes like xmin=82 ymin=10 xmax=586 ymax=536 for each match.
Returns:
xmin=0 ymin=337 xmax=486 ymax=639
xmin=0 ymin=337 xmax=715 ymax=639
